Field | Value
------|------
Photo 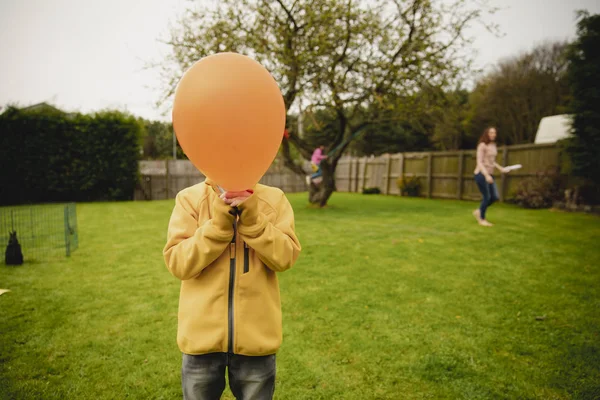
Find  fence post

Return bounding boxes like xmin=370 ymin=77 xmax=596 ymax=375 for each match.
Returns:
xmin=30 ymin=207 xmax=34 ymax=241
xmin=165 ymin=160 xmax=170 ymax=200
xmin=398 ymin=153 xmax=405 ymax=195
xmin=457 ymin=151 xmax=464 ymax=200
xmin=501 ymin=145 xmax=509 ymax=202
xmin=64 ymin=205 xmax=71 ymax=257
xmin=399 ymin=154 xmax=405 ymax=177
xmin=427 ymin=153 xmax=433 ymax=198
xmin=384 ymin=154 xmax=392 ymax=195
xmin=362 ymin=157 xmax=368 ymax=192
xmin=348 ymin=159 xmax=353 ymax=192
xmin=354 ymin=158 xmax=360 ymax=193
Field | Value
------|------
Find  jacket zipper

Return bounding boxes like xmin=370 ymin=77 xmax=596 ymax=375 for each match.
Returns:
xmin=228 ymin=218 xmax=237 ymax=354
xmin=243 ymin=242 xmax=250 ymax=274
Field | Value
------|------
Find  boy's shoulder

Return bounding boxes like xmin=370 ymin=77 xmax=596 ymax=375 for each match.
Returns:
xmin=254 ymin=184 xmax=285 ymax=201
xmin=254 ymin=184 xmax=288 ymax=215
xmin=177 ymin=182 xmax=210 ymax=203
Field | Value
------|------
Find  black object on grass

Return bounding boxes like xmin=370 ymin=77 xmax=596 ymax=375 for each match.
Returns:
xmin=5 ymin=230 xmax=24 ymax=265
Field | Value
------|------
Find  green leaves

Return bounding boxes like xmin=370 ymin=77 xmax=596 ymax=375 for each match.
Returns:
xmin=0 ymin=107 xmax=141 ymax=205
xmin=565 ymin=12 xmax=600 ymax=189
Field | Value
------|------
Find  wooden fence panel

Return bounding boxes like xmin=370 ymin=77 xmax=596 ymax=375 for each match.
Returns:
xmin=459 ymin=151 xmax=480 ymax=200
xmin=431 ymin=153 xmax=460 ymax=199
xmin=366 ymin=157 xmax=386 ymax=190
xmin=503 ymin=144 xmax=559 ymax=198
xmin=387 ymin=155 xmax=404 ymax=195
xmin=137 ymin=143 xmax=560 ymax=201
xmin=335 ymin=159 xmax=352 ymax=192
xmin=357 ymin=158 xmax=367 ymax=193
xmin=403 ymin=154 xmax=428 ymax=177
xmin=401 ymin=153 xmax=429 ymax=197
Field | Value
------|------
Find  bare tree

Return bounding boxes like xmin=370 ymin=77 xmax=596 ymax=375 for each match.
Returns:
xmin=161 ymin=0 xmax=493 ymax=206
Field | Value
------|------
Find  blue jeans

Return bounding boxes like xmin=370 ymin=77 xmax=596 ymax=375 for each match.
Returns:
xmin=182 ymin=353 xmax=276 ymax=400
xmin=311 ymin=165 xmax=322 ymax=180
xmin=474 ymin=173 xmax=499 ymax=220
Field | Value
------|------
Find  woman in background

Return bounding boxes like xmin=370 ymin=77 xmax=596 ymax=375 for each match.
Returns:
xmin=473 ymin=127 xmax=508 ymax=227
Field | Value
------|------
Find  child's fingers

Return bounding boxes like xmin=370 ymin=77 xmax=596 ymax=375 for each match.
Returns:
xmin=224 ymin=191 xmax=248 ymax=199
xmin=231 ymin=197 xmax=248 ymax=207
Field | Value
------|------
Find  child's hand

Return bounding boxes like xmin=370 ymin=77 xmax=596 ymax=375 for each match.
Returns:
xmin=220 ymin=190 xmax=253 ymax=208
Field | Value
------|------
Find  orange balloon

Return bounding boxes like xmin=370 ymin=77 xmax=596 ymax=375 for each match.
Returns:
xmin=172 ymin=53 xmax=286 ymax=191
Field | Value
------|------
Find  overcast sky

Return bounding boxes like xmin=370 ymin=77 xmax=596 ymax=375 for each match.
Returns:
xmin=1 ymin=0 xmax=599 ymax=121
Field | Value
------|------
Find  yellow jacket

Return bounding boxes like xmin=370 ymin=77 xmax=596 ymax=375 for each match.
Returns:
xmin=163 ymin=180 xmax=301 ymax=356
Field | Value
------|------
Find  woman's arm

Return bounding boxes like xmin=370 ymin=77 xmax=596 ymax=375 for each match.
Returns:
xmin=494 ymin=162 xmax=508 ymax=173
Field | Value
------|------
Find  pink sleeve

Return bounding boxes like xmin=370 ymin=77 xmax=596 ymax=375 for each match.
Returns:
xmin=311 ymin=148 xmax=324 ymax=164
xmin=317 ymin=149 xmax=326 ymax=161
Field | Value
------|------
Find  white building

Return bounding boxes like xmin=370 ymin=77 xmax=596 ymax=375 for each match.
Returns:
xmin=534 ymin=114 xmax=573 ymax=144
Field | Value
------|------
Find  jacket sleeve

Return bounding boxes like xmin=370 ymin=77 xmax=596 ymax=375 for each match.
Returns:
xmin=163 ymin=190 xmax=234 ymax=280
xmin=237 ymin=192 xmax=301 ymax=272
xmin=476 ymin=143 xmax=491 ymax=178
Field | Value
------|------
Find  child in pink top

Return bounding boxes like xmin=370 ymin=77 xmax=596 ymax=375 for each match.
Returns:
xmin=307 ymin=145 xmax=328 ymax=185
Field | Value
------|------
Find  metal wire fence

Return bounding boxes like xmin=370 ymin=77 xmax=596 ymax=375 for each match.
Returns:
xmin=1 ymin=203 xmax=78 ymax=263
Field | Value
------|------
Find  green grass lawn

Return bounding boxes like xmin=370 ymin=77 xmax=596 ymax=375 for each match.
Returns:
xmin=1 ymin=193 xmax=599 ymax=399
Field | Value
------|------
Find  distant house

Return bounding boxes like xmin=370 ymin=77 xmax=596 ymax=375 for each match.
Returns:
xmin=19 ymin=102 xmax=64 ymax=114
xmin=534 ymin=114 xmax=573 ymax=144
xmin=0 ymin=102 xmax=77 ymax=118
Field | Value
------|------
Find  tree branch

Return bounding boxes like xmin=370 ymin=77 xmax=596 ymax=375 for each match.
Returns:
xmin=274 ymin=0 xmax=300 ymax=31
xmin=287 ymin=129 xmax=313 ymax=158
xmin=430 ymin=10 xmax=479 ymax=58
xmin=280 ymin=137 xmax=308 ymax=176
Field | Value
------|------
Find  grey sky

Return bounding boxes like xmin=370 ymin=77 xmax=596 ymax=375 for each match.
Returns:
xmin=1 ymin=0 xmax=599 ymax=121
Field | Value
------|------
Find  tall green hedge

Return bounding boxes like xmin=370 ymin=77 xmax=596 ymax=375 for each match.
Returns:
xmin=565 ymin=12 xmax=600 ymax=202
xmin=0 ymin=107 xmax=142 ymax=205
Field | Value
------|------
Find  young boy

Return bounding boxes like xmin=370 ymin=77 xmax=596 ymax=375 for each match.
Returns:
xmin=163 ymin=178 xmax=301 ymax=400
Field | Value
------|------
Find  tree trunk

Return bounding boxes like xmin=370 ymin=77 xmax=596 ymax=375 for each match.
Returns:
xmin=308 ymin=160 xmax=336 ymax=207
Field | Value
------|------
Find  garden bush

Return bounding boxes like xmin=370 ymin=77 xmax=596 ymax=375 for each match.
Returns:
xmin=0 ymin=106 xmax=142 ymax=205
xmin=510 ymin=167 xmax=563 ymax=209
xmin=362 ymin=187 xmax=381 ymax=195
xmin=397 ymin=175 xmax=422 ymax=197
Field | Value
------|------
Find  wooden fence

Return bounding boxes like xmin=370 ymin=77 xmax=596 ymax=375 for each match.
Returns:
xmin=136 ymin=143 xmax=560 ymax=202
xmin=336 ymin=143 xmax=560 ymax=201
xmin=135 ymin=159 xmax=306 ymax=201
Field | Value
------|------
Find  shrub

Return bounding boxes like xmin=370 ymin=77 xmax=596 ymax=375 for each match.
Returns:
xmin=564 ymin=13 xmax=600 ymax=188
xmin=362 ymin=187 xmax=381 ymax=195
xmin=510 ymin=167 xmax=563 ymax=209
xmin=397 ymin=176 xmax=422 ymax=197
xmin=0 ymin=106 xmax=142 ymax=205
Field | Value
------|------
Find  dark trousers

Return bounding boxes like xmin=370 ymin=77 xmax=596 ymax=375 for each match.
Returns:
xmin=474 ymin=173 xmax=499 ymax=220
xmin=182 ymin=353 xmax=276 ymax=400
xmin=311 ymin=165 xmax=322 ymax=180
